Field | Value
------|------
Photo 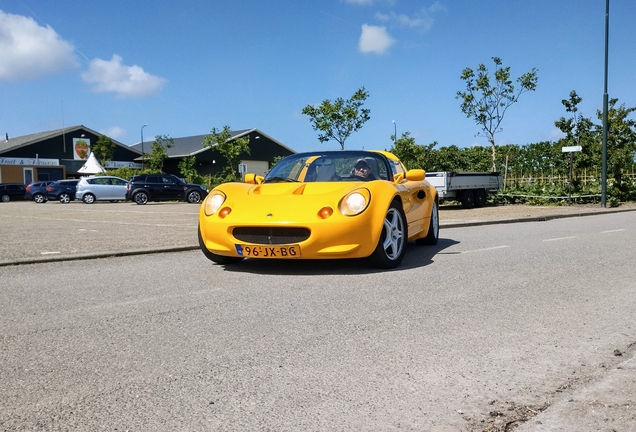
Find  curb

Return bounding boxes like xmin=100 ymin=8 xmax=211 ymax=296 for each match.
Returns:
xmin=0 ymin=246 xmax=200 ymax=267
xmin=441 ymin=206 xmax=636 ymax=229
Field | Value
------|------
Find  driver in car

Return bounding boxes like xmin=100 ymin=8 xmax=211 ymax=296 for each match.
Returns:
xmin=352 ymin=159 xmax=376 ymax=180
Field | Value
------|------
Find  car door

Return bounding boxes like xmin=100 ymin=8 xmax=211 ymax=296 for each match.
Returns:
xmin=110 ymin=178 xmax=128 ymax=200
xmin=390 ymin=159 xmax=429 ymax=236
xmin=160 ymin=176 xmax=184 ymax=200
xmin=89 ymin=178 xmax=106 ymax=200
xmin=98 ymin=177 xmax=114 ymax=200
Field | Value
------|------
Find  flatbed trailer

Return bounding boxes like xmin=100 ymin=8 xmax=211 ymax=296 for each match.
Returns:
xmin=425 ymin=171 xmax=502 ymax=208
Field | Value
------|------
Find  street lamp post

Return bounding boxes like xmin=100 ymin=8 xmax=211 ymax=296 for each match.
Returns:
xmin=141 ymin=124 xmax=148 ymax=170
xmin=601 ymin=0 xmax=609 ymax=207
xmin=392 ymin=120 xmax=396 ymax=145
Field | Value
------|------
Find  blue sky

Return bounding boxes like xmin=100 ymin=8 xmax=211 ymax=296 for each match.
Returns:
xmin=1 ymin=0 xmax=634 ymax=154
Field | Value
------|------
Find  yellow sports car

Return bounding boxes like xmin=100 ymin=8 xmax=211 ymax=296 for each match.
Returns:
xmin=198 ymin=150 xmax=439 ymax=269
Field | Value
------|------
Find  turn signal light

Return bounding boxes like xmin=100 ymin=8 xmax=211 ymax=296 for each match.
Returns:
xmin=318 ymin=206 xmax=333 ymax=219
xmin=219 ymin=207 xmax=232 ymax=218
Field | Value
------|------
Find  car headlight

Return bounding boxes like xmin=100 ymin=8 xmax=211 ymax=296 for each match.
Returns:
xmin=339 ymin=189 xmax=370 ymax=216
xmin=204 ymin=192 xmax=226 ymax=216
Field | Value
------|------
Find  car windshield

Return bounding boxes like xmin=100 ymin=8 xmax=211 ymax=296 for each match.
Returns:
xmin=264 ymin=151 xmax=390 ymax=183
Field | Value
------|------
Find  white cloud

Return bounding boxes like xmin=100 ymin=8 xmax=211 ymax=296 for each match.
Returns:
xmin=548 ymin=127 xmax=566 ymax=141
xmin=100 ymin=126 xmax=126 ymax=140
xmin=0 ymin=10 xmax=78 ymax=81
xmin=342 ymin=0 xmax=375 ymax=5
xmin=375 ymin=3 xmax=446 ymax=32
xmin=376 ymin=11 xmax=433 ymax=31
xmin=359 ymin=24 xmax=395 ymax=55
xmin=81 ymin=54 xmax=167 ymax=98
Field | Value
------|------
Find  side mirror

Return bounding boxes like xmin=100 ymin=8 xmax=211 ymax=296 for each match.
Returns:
xmin=405 ymin=169 xmax=425 ymax=181
xmin=244 ymin=173 xmax=264 ymax=184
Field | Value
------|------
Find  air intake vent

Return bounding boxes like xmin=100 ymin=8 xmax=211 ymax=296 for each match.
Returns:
xmin=232 ymin=227 xmax=310 ymax=245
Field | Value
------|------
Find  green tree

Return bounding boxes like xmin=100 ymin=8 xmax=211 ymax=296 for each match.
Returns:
xmin=178 ymin=155 xmax=199 ymax=184
xmin=91 ymin=135 xmax=116 ymax=167
xmin=148 ymin=134 xmax=174 ymax=172
xmin=456 ymin=57 xmax=538 ymax=171
xmin=418 ymin=142 xmax=439 ymax=172
xmin=596 ymin=98 xmax=636 ymax=191
xmin=302 ymin=87 xmax=371 ymax=150
xmin=389 ymin=132 xmax=423 ymax=170
xmin=554 ymin=90 xmax=597 ymax=184
xmin=202 ymin=126 xmax=250 ymax=182
xmin=434 ymin=145 xmax=466 ymax=171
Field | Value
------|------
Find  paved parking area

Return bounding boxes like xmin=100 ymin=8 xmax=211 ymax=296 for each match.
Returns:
xmin=0 ymin=201 xmax=201 ymax=265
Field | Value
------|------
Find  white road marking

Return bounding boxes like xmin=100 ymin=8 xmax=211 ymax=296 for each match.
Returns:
xmin=543 ymin=236 xmax=578 ymax=242
xmin=40 ymin=251 xmax=61 ymax=255
xmin=461 ymin=245 xmax=509 ymax=254
xmin=601 ymin=229 xmax=626 ymax=233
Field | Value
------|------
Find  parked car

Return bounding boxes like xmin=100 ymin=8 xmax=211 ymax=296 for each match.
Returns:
xmin=125 ymin=174 xmax=208 ymax=205
xmin=46 ymin=180 xmax=79 ymax=203
xmin=75 ymin=176 xmax=128 ymax=204
xmin=0 ymin=183 xmax=27 ymax=202
xmin=198 ymin=150 xmax=439 ymax=269
xmin=25 ymin=181 xmax=55 ymax=203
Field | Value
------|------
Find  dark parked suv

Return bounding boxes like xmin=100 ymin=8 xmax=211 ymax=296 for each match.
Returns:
xmin=25 ymin=181 xmax=55 ymax=203
xmin=125 ymin=174 xmax=208 ymax=205
xmin=46 ymin=179 xmax=79 ymax=203
xmin=0 ymin=183 xmax=27 ymax=202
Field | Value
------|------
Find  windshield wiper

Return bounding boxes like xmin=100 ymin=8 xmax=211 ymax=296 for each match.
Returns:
xmin=263 ymin=176 xmax=297 ymax=183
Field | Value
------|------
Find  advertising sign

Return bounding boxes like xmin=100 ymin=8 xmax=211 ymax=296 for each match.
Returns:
xmin=73 ymin=138 xmax=90 ymax=160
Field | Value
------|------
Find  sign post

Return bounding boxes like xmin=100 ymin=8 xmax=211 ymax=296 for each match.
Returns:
xmin=238 ymin=163 xmax=247 ymax=180
xmin=562 ymin=145 xmax=583 ymax=205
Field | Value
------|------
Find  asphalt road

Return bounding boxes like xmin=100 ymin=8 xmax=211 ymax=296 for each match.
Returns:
xmin=1 ymin=211 xmax=635 ymax=431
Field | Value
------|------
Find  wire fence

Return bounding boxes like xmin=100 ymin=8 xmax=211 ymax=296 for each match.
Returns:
xmin=498 ymin=193 xmax=601 ymax=201
xmin=503 ymin=170 xmax=636 ymax=188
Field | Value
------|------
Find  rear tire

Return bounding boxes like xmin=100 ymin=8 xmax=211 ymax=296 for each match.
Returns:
xmin=59 ymin=193 xmax=71 ymax=204
xmin=416 ymin=200 xmax=439 ymax=245
xmin=1 ymin=194 xmax=10 ymax=202
xmin=83 ymin=193 xmax=96 ymax=204
xmin=370 ymin=201 xmax=407 ymax=269
xmin=474 ymin=189 xmax=487 ymax=208
xmin=34 ymin=193 xmax=46 ymax=203
xmin=198 ymin=226 xmax=244 ymax=265
xmin=134 ymin=191 xmax=148 ymax=205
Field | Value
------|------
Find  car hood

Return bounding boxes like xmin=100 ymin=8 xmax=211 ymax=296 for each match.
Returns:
xmin=228 ymin=181 xmax=370 ymax=197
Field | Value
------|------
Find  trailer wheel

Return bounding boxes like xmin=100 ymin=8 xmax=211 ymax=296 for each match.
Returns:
xmin=474 ymin=189 xmax=487 ymax=207
xmin=460 ymin=190 xmax=475 ymax=209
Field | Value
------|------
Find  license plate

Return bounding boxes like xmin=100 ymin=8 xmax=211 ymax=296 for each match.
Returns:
xmin=235 ymin=244 xmax=301 ymax=258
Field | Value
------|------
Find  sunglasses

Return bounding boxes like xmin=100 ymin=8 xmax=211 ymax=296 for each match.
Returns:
xmin=355 ymin=164 xmax=370 ymax=170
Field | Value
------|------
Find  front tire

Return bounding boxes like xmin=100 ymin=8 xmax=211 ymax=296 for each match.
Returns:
xmin=34 ymin=193 xmax=46 ymax=203
xmin=83 ymin=193 xmax=96 ymax=204
xmin=1 ymin=194 xmax=10 ymax=202
xmin=59 ymin=193 xmax=71 ymax=204
xmin=416 ymin=200 xmax=439 ymax=245
xmin=370 ymin=201 xmax=407 ymax=269
xmin=187 ymin=190 xmax=202 ymax=204
xmin=460 ymin=190 xmax=475 ymax=209
xmin=198 ymin=226 xmax=244 ymax=265
xmin=134 ymin=191 xmax=148 ymax=205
